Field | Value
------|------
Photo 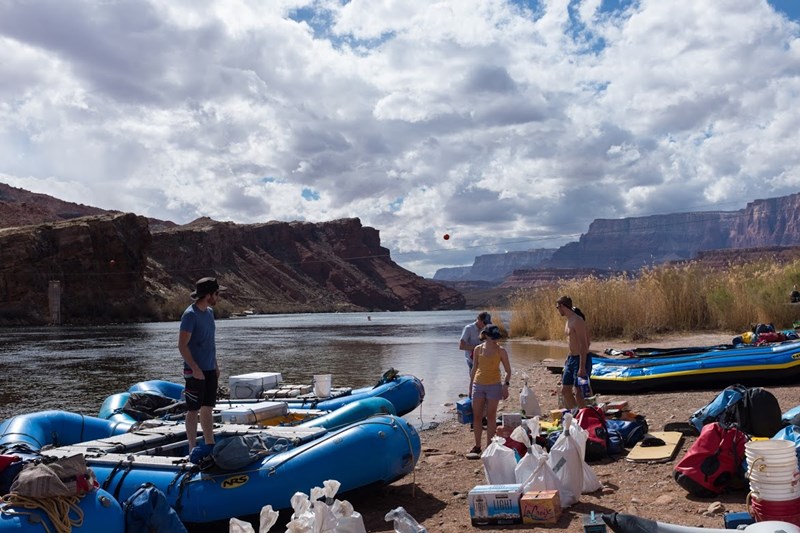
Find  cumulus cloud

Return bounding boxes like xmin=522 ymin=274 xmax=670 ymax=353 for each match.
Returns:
xmin=1 ymin=0 xmax=799 ymax=277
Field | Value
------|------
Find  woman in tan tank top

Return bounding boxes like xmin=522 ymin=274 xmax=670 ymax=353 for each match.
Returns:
xmin=468 ymin=324 xmax=511 ymax=455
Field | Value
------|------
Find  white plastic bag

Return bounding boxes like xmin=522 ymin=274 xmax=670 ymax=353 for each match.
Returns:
xmin=520 ymin=454 xmax=562 ymax=496
xmin=481 ymin=435 xmax=518 ymax=484
xmin=330 ymin=499 xmax=367 ymax=533
xmin=284 ymin=481 xmax=367 ymax=533
xmin=324 ymin=480 xmax=366 ymax=533
xmin=385 ymin=506 xmax=427 ymax=532
xmin=285 ymin=491 xmax=314 ymax=533
xmin=563 ymin=415 xmax=602 ymax=493
xmin=510 ymin=423 xmax=535 ymax=483
xmin=520 ymin=378 xmax=541 ymax=417
xmin=229 ymin=505 xmax=279 ymax=533
xmin=546 ymin=413 xmax=584 ymax=507
xmin=229 ymin=518 xmax=255 ymax=533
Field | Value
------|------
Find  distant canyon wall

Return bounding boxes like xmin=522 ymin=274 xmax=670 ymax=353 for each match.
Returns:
xmin=438 ymin=193 xmax=800 ymax=282
xmin=546 ymin=194 xmax=800 ymax=270
xmin=434 ymin=248 xmax=556 ymax=281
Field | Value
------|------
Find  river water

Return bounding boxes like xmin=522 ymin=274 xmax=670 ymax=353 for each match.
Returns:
xmin=0 ymin=310 xmax=566 ymax=425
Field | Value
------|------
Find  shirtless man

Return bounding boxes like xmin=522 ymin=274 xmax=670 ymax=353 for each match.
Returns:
xmin=556 ymin=295 xmax=591 ymax=409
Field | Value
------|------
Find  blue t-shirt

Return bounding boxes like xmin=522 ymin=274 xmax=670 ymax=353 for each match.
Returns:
xmin=180 ymin=304 xmax=217 ymax=372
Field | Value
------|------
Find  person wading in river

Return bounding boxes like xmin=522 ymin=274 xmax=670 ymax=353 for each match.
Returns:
xmin=179 ymin=277 xmax=226 ymax=462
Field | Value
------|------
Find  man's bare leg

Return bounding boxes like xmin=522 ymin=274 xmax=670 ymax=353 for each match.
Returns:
xmin=186 ymin=410 xmax=199 ymax=449
xmin=199 ymin=406 xmax=215 ymax=445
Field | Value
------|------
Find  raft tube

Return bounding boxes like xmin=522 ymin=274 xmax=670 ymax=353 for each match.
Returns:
xmin=99 ymin=373 xmax=425 ymax=423
xmin=0 ymin=411 xmax=134 ymax=452
xmin=0 ymin=488 xmax=124 ymax=532
xmin=90 ymin=414 xmax=420 ymax=523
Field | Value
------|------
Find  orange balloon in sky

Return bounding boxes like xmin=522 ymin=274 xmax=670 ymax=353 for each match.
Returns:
xmin=443 ymin=233 xmax=450 ymax=240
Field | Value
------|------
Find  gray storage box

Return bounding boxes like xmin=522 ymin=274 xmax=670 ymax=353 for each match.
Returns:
xmin=219 ymin=401 xmax=288 ymax=424
xmin=229 ymin=372 xmax=283 ymax=399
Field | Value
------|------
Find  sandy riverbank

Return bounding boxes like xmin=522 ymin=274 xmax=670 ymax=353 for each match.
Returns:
xmin=348 ymin=332 xmax=799 ymax=532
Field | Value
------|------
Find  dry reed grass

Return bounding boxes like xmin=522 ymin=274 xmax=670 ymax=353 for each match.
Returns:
xmin=509 ymin=259 xmax=800 ymax=341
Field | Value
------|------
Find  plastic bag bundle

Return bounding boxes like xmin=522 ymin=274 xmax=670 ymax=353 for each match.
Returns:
xmin=229 ymin=505 xmax=279 ymax=533
xmin=284 ymin=480 xmax=367 ymax=533
xmin=481 ymin=435 xmax=518 ymax=484
xmin=385 ymin=506 xmax=427 ymax=532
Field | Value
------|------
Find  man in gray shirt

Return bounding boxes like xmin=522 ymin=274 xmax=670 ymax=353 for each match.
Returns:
xmin=459 ymin=311 xmax=492 ymax=376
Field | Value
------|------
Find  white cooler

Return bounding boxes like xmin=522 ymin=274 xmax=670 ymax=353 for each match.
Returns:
xmin=219 ymin=401 xmax=288 ymax=424
xmin=229 ymin=372 xmax=283 ymax=399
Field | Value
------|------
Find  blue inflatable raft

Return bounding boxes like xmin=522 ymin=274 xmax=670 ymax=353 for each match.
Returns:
xmin=0 ymin=403 xmax=420 ymax=524
xmin=99 ymin=371 xmax=425 ymax=425
xmin=589 ymin=339 xmax=800 ymax=393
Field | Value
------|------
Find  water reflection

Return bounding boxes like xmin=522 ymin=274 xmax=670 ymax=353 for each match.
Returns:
xmin=0 ymin=311 xmax=564 ymax=424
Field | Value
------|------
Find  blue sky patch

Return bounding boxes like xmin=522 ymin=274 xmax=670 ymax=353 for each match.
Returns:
xmin=302 ymin=187 xmax=321 ymax=201
xmin=768 ymin=0 xmax=800 ymax=21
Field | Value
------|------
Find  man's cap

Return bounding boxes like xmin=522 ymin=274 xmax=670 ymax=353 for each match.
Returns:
xmin=556 ymin=295 xmax=573 ymax=308
xmin=191 ymin=277 xmax=227 ymax=300
xmin=481 ymin=324 xmax=502 ymax=339
xmin=477 ymin=311 xmax=492 ymax=324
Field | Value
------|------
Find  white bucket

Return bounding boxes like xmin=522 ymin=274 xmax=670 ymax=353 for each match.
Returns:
xmin=748 ymin=468 xmax=800 ymax=484
xmin=745 ymin=440 xmax=797 ymax=462
xmin=750 ymin=482 xmax=800 ymax=502
xmin=748 ymin=458 xmax=799 ymax=475
xmin=313 ymin=374 xmax=332 ymax=398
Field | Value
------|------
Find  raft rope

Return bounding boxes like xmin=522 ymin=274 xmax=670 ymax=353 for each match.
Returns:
xmin=0 ymin=493 xmax=84 ymax=533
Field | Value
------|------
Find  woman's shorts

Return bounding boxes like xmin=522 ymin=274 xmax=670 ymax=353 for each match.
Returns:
xmin=184 ymin=370 xmax=219 ymax=410
xmin=472 ymin=382 xmax=503 ymax=401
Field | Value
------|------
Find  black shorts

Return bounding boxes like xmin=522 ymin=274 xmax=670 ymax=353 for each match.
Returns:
xmin=184 ymin=370 xmax=218 ymax=410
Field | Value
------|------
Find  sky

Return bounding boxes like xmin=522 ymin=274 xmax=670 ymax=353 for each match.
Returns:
xmin=1 ymin=0 xmax=800 ymax=278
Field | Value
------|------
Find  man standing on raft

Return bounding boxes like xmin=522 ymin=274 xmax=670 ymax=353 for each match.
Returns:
xmin=179 ymin=277 xmax=226 ymax=462
xmin=556 ymin=295 xmax=591 ymax=409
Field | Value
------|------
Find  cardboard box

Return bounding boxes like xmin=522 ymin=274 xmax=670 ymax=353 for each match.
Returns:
xmin=501 ymin=413 xmax=522 ymax=429
xmin=468 ymin=484 xmax=522 ymax=526
xmin=521 ymin=490 xmax=561 ymax=525
xmin=219 ymin=401 xmax=288 ymax=424
xmin=229 ymin=372 xmax=283 ymax=399
xmin=457 ymin=398 xmax=473 ymax=425
xmin=606 ymin=400 xmax=628 ymax=411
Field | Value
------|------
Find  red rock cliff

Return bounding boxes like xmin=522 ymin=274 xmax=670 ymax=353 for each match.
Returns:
xmin=0 ymin=213 xmax=463 ymax=324
xmin=147 ymin=217 xmax=464 ymax=314
xmin=0 ymin=213 xmax=151 ymax=323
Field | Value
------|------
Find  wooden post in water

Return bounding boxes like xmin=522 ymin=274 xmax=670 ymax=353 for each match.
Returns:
xmin=48 ymin=280 xmax=62 ymax=325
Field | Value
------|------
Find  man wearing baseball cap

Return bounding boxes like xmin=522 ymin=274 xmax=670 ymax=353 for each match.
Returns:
xmin=179 ymin=277 xmax=227 ymax=462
